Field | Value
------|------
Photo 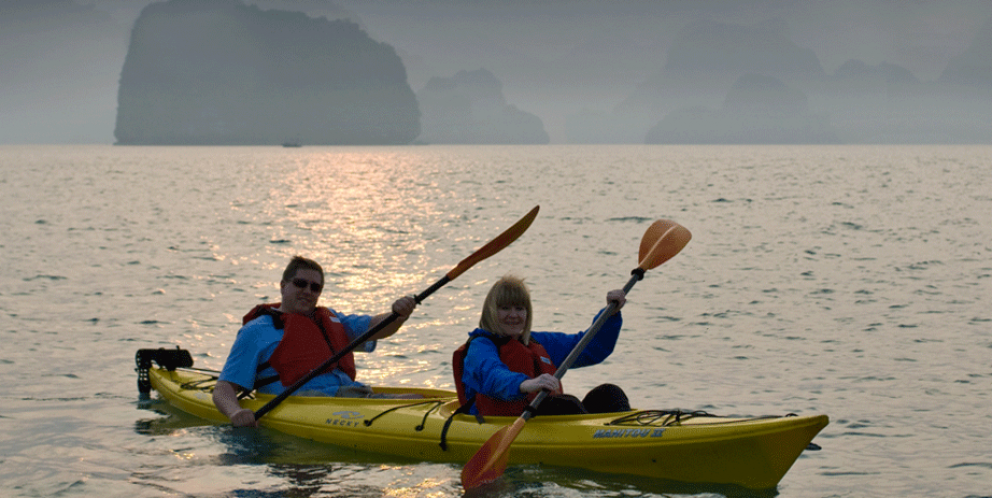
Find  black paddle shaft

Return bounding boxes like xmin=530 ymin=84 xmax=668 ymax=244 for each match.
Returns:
xmin=522 ymin=267 xmax=645 ymax=421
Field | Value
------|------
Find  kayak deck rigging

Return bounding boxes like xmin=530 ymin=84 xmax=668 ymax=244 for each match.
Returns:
xmin=135 ymin=347 xmax=828 ymax=490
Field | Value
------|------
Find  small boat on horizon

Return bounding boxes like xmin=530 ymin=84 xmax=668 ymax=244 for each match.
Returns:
xmin=281 ymin=141 xmax=302 ymax=148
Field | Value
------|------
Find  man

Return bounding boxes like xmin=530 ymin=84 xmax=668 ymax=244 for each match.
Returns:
xmin=213 ymin=256 xmax=418 ymax=427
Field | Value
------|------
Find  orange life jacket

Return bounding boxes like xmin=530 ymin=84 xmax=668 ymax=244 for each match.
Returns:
xmin=243 ymin=303 xmax=357 ymax=387
xmin=452 ymin=332 xmax=560 ymax=416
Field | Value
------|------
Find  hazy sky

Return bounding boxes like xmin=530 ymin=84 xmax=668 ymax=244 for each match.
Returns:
xmin=2 ymin=0 xmax=991 ymax=144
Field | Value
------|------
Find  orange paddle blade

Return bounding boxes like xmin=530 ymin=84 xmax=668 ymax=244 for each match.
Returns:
xmin=638 ymin=219 xmax=691 ymax=270
xmin=447 ymin=205 xmax=540 ymax=280
xmin=461 ymin=417 xmax=527 ymax=489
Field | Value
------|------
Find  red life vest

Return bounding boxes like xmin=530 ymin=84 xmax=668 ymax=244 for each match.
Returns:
xmin=452 ymin=333 xmax=560 ymax=416
xmin=243 ymin=304 xmax=357 ymax=387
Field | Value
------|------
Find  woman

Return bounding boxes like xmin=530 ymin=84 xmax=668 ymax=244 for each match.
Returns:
xmin=452 ymin=275 xmax=630 ymax=417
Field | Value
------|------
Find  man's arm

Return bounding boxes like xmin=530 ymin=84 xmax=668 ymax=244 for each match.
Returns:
xmin=367 ymin=295 xmax=417 ymax=341
xmin=213 ymin=380 xmax=258 ymax=427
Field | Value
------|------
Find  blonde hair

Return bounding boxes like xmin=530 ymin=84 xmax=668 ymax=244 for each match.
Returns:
xmin=479 ymin=275 xmax=534 ymax=345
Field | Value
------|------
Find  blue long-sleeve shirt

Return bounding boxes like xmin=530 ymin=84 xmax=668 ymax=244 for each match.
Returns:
xmin=460 ymin=308 xmax=622 ymax=414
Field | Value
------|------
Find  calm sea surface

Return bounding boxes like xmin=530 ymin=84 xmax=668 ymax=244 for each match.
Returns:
xmin=1 ymin=144 xmax=989 ymax=498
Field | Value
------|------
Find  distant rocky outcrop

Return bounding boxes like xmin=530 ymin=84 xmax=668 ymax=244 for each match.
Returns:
xmin=939 ymin=16 xmax=992 ymax=88
xmin=114 ymin=0 xmax=419 ymax=145
xmin=818 ymin=45 xmax=992 ymax=144
xmin=611 ymin=18 xmax=825 ymax=142
xmin=603 ymin=13 xmax=992 ymax=144
xmin=924 ymin=15 xmax=992 ymax=142
xmin=646 ymin=74 xmax=837 ymax=144
xmin=416 ymin=68 xmax=549 ymax=144
xmin=813 ymin=59 xmax=931 ymax=143
xmin=834 ymin=59 xmax=919 ymax=86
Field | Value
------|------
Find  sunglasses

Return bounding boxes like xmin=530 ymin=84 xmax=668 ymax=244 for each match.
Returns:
xmin=290 ymin=278 xmax=323 ymax=293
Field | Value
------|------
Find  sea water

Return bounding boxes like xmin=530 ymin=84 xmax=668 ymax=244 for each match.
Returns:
xmin=0 ymin=144 xmax=989 ymax=498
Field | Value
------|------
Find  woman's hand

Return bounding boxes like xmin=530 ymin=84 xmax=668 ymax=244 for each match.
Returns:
xmin=519 ymin=373 xmax=562 ymax=395
xmin=606 ymin=289 xmax=626 ymax=314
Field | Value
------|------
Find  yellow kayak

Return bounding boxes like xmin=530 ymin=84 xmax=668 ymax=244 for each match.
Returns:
xmin=139 ymin=355 xmax=827 ymax=490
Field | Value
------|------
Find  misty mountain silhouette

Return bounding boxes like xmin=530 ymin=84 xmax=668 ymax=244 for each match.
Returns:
xmin=646 ymin=74 xmax=838 ymax=144
xmin=590 ymin=15 xmax=992 ymax=144
xmin=597 ymin=18 xmax=822 ymax=142
xmin=940 ymin=16 xmax=992 ymax=88
xmin=114 ymin=0 xmax=419 ymax=145
xmin=4 ymin=1 xmax=992 ymax=144
xmin=416 ymin=68 xmax=549 ymax=144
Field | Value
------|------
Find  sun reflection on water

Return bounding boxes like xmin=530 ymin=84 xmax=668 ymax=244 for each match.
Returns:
xmin=194 ymin=146 xmax=544 ymax=388
xmin=256 ymin=148 xmax=484 ymax=389
xmin=273 ymin=150 xmax=445 ymax=310
xmin=382 ymin=475 xmax=451 ymax=498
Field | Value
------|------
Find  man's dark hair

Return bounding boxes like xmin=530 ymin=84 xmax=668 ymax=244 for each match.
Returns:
xmin=281 ymin=255 xmax=324 ymax=284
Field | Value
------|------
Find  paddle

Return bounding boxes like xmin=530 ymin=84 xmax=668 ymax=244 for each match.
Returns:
xmin=252 ymin=205 xmax=540 ymax=420
xmin=460 ymin=218 xmax=691 ymax=489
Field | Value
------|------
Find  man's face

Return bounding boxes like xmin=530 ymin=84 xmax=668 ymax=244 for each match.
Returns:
xmin=280 ymin=268 xmax=323 ymax=315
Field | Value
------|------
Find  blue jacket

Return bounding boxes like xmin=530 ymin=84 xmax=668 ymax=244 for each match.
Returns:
xmin=459 ymin=308 xmax=622 ymax=414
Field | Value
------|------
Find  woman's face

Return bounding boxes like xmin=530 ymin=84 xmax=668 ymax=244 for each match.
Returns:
xmin=497 ymin=303 xmax=527 ymax=338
